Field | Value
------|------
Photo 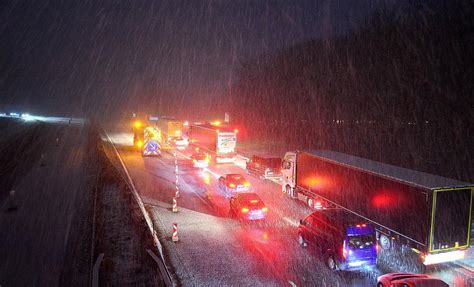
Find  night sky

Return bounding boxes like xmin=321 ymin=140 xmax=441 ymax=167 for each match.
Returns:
xmin=1 ymin=0 xmax=384 ymax=118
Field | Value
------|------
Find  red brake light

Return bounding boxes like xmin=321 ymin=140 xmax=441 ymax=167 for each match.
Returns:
xmin=262 ymin=207 xmax=268 ymax=212
xmin=342 ymin=240 xmax=348 ymax=258
xmin=229 ymin=183 xmax=236 ymax=188
xmin=250 ymin=200 xmax=259 ymax=203
xmin=241 ymin=207 xmax=249 ymax=213
xmin=243 ymin=181 xmax=250 ymax=187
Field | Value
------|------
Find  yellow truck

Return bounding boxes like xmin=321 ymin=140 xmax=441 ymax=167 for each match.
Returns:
xmin=154 ymin=117 xmax=184 ymax=150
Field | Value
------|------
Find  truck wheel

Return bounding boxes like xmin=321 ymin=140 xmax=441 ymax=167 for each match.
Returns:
xmin=298 ymin=234 xmax=307 ymax=247
xmin=379 ymin=234 xmax=391 ymax=251
xmin=326 ymin=256 xmax=338 ymax=271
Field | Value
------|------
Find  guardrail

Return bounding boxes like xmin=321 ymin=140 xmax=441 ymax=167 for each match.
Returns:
xmin=103 ymin=131 xmax=175 ymax=286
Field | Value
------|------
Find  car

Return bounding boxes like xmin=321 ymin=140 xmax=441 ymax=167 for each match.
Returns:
xmin=170 ymin=136 xmax=189 ymax=150
xmin=298 ymin=208 xmax=378 ymax=271
xmin=229 ymin=192 xmax=268 ymax=220
xmin=191 ymin=152 xmax=209 ymax=168
xmin=246 ymin=155 xmax=282 ymax=180
xmin=218 ymin=174 xmax=250 ymax=196
xmin=377 ymin=273 xmax=448 ymax=287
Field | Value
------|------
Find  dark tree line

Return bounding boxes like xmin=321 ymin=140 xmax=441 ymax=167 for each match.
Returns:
xmin=230 ymin=1 xmax=473 ymax=182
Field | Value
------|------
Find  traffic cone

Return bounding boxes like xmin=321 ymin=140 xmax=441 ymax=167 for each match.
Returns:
xmin=172 ymin=223 xmax=179 ymax=242
xmin=172 ymin=197 xmax=178 ymax=213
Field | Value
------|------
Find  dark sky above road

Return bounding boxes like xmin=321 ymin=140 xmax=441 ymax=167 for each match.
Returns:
xmin=1 ymin=0 xmax=384 ymax=117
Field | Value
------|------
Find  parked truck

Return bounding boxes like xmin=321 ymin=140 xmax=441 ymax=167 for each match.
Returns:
xmin=189 ymin=123 xmax=237 ymax=163
xmin=132 ymin=118 xmax=146 ymax=149
xmin=282 ymin=150 xmax=473 ymax=265
xmin=153 ymin=117 xmax=183 ymax=150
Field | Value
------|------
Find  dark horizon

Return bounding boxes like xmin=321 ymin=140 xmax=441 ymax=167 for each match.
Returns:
xmin=1 ymin=0 xmax=385 ymax=118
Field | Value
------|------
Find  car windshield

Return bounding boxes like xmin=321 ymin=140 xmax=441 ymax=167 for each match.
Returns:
xmin=347 ymin=234 xmax=375 ymax=249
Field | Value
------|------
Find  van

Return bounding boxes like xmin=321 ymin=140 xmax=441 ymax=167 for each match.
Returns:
xmin=298 ymin=208 xmax=378 ymax=271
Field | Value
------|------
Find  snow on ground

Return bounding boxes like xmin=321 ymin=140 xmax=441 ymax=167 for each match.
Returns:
xmin=0 ymin=121 xmax=90 ymax=286
xmin=108 ymin=130 xmax=384 ymax=286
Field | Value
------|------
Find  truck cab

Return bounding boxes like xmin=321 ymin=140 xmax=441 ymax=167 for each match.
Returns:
xmin=298 ymin=208 xmax=378 ymax=271
xmin=281 ymin=151 xmax=297 ymax=196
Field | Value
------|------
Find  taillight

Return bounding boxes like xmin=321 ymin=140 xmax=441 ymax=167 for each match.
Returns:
xmin=193 ymin=159 xmax=197 ymax=163
xmin=229 ymin=183 xmax=236 ymax=188
xmin=376 ymin=244 xmax=380 ymax=253
xmin=243 ymin=181 xmax=250 ymax=187
xmin=136 ymin=140 xmax=143 ymax=148
xmin=241 ymin=207 xmax=249 ymax=213
xmin=343 ymin=240 xmax=348 ymax=258
xmin=262 ymin=207 xmax=268 ymax=212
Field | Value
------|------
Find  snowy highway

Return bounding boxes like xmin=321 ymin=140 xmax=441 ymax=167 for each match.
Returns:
xmin=107 ymin=129 xmax=473 ymax=286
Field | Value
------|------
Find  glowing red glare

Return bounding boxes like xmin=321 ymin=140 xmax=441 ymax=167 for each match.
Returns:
xmin=250 ymin=200 xmax=259 ymax=203
xmin=228 ymin=183 xmax=236 ymax=188
xmin=234 ymin=129 xmax=239 ymax=133
xmin=216 ymin=129 xmax=219 ymax=133
xmin=243 ymin=181 xmax=250 ymax=187
xmin=372 ymin=192 xmax=401 ymax=208
xmin=262 ymin=207 xmax=268 ymax=212
xmin=241 ymin=207 xmax=249 ymax=213
xmin=211 ymin=120 xmax=221 ymax=126
xmin=262 ymin=232 xmax=269 ymax=241
xmin=303 ymin=176 xmax=327 ymax=189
